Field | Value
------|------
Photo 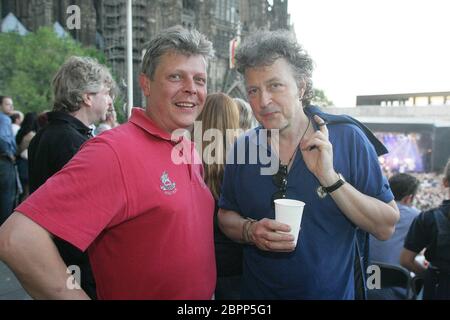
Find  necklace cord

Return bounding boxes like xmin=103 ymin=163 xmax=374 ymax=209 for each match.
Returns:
xmin=284 ymin=117 xmax=311 ymax=167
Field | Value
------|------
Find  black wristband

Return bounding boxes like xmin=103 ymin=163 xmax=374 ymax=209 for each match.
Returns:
xmin=316 ymin=173 xmax=346 ymax=198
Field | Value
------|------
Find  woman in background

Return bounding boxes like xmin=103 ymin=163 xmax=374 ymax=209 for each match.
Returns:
xmin=233 ymin=97 xmax=258 ymax=131
xmin=199 ymin=93 xmax=242 ymax=300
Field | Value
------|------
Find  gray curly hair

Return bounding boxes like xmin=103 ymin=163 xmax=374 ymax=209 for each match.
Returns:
xmin=52 ymin=56 xmax=116 ymax=113
xmin=141 ymin=25 xmax=214 ymax=80
xmin=235 ymin=29 xmax=314 ymax=105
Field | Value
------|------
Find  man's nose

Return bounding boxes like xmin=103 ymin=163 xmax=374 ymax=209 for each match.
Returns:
xmin=183 ymin=78 xmax=197 ymax=95
xmin=259 ymin=89 xmax=272 ymax=107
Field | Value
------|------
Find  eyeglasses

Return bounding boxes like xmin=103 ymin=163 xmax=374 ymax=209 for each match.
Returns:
xmin=271 ymin=163 xmax=288 ymax=207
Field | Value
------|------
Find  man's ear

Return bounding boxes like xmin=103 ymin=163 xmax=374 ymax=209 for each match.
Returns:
xmin=401 ymin=194 xmax=412 ymax=205
xmin=444 ymin=178 xmax=449 ymax=188
xmin=299 ymin=88 xmax=305 ymax=100
xmin=406 ymin=194 xmax=414 ymax=205
xmin=298 ymin=81 xmax=306 ymax=101
xmin=139 ymin=74 xmax=151 ymax=97
xmin=82 ymin=93 xmax=92 ymax=107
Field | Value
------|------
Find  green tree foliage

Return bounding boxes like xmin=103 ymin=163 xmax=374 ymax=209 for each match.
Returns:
xmin=0 ymin=27 xmax=124 ymax=119
xmin=312 ymin=88 xmax=334 ymax=108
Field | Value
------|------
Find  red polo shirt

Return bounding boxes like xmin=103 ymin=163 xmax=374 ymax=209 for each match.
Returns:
xmin=17 ymin=108 xmax=216 ymax=300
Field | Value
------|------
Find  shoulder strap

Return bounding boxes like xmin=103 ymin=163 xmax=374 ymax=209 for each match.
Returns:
xmin=304 ymin=105 xmax=388 ymax=156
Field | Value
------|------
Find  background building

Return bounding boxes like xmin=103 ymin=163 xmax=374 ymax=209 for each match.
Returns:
xmin=1 ymin=0 xmax=290 ymax=106
xmin=357 ymin=91 xmax=450 ymax=107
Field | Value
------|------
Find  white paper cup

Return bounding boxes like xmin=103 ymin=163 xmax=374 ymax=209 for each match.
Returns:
xmin=274 ymin=199 xmax=305 ymax=246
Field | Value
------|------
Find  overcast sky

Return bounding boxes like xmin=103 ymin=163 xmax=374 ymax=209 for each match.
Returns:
xmin=288 ymin=0 xmax=450 ymax=107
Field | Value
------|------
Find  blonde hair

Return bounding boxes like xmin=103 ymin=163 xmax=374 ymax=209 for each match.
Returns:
xmin=234 ymin=97 xmax=258 ymax=130
xmin=444 ymin=158 xmax=450 ymax=182
xmin=444 ymin=159 xmax=450 ymax=216
xmin=141 ymin=25 xmax=214 ymax=79
xmin=200 ymin=93 xmax=240 ymax=199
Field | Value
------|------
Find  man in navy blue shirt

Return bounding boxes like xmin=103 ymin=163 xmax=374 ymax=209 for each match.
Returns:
xmin=218 ymin=30 xmax=399 ymax=299
xmin=0 ymin=95 xmax=17 ymax=226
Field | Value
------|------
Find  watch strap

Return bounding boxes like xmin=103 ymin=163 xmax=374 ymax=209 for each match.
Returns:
xmin=323 ymin=175 xmax=345 ymax=193
xmin=317 ymin=173 xmax=345 ymax=198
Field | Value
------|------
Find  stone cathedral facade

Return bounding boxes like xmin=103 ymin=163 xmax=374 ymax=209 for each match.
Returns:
xmin=1 ymin=0 xmax=290 ymax=105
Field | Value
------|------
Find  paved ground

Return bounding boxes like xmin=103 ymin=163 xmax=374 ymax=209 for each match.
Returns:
xmin=0 ymin=261 xmax=31 ymax=300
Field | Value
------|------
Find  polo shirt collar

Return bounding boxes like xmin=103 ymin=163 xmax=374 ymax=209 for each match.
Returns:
xmin=47 ymin=111 xmax=92 ymax=136
xmin=129 ymin=107 xmax=186 ymax=143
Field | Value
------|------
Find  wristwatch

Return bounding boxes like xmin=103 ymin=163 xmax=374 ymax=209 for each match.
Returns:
xmin=316 ymin=173 xmax=346 ymax=198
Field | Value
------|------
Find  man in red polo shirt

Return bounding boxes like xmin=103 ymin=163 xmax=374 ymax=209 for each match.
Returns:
xmin=0 ymin=26 xmax=216 ymax=300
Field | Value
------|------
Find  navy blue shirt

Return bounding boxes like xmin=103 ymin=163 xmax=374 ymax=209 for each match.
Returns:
xmin=219 ymin=122 xmax=393 ymax=299
xmin=0 ymin=112 xmax=16 ymax=157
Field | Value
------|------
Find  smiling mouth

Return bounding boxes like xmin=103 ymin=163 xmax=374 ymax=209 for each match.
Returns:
xmin=175 ymin=102 xmax=196 ymax=108
xmin=261 ymin=111 xmax=278 ymax=117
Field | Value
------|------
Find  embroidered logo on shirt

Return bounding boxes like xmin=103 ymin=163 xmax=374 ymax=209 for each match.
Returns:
xmin=160 ymin=171 xmax=177 ymax=195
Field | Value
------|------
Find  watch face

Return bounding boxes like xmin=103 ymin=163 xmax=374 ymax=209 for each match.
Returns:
xmin=316 ymin=186 xmax=327 ymax=199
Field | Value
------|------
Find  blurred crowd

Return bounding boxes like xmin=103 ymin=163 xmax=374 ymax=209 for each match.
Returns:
xmin=382 ymin=169 xmax=445 ymax=212
xmin=412 ymin=172 xmax=446 ymax=211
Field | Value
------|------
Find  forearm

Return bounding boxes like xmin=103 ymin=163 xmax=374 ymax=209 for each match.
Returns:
xmin=218 ymin=209 xmax=296 ymax=252
xmin=329 ymin=183 xmax=399 ymax=240
xmin=408 ymin=261 xmax=427 ymax=275
xmin=217 ymin=209 xmax=248 ymax=243
xmin=400 ymin=249 xmax=427 ymax=275
xmin=0 ymin=213 xmax=89 ymax=299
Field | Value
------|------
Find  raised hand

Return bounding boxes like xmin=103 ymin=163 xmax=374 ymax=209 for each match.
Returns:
xmin=300 ymin=115 xmax=338 ymax=186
